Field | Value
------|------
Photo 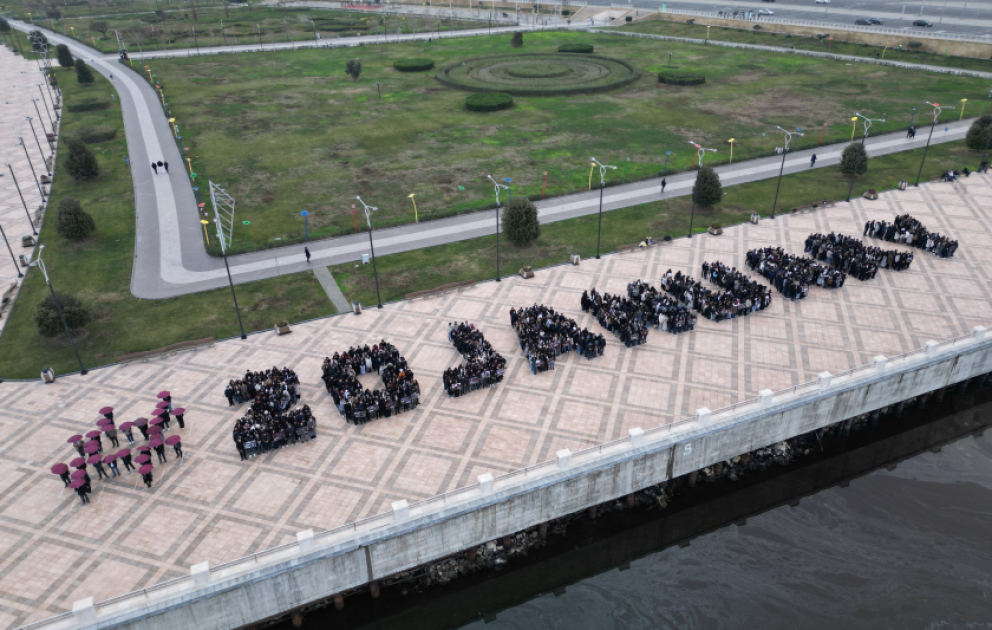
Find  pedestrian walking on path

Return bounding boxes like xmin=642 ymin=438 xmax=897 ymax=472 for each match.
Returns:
xmin=907 ymin=126 xmax=916 ymax=139
xmin=151 ymin=162 xmax=158 ymax=174
xmin=157 ymin=161 xmax=164 ymax=172
xmin=164 ymin=161 xmax=169 ymax=173
xmin=305 ymin=247 xmax=311 ymax=263
xmin=660 ymin=178 xmax=666 ymax=194
xmin=810 ymin=154 xmax=817 ymax=168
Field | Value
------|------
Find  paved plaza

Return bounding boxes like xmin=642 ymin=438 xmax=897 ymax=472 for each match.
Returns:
xmin=0 ymin=176 xmax=990 ymax=628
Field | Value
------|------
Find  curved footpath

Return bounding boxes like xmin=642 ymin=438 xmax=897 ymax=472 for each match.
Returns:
xmin=10 ymin=20 xmax=985 ymax=299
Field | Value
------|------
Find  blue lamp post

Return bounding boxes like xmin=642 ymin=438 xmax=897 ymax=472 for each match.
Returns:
xmin=301 ymin=210 xmax=309 ymax=241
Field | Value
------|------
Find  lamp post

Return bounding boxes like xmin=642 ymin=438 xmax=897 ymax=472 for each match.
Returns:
xmin=541 ymin=171 xmax=548 ymax=199
xmin=686 ymin=141 xmax=717 ymax=236
xmin=486 ymin=174 xmax=509 ymax=281
xmin=256 ymin=24 xmax=263 ymax=49
xmin=769 ymin=126 xmax=802 ymax=219
xmin=301 ymin=210 xmax=309 ymax=241
xmin=663 ymin=150 xmax=672 ymax=175
xmin=846 ymin=112 xmax=885 ymax=201
xmin=308 ymin=18 xmax=318 ymax=43
xmin=25 ymin=116 xmax=50 ymax=172
xmin=19 ymin=138 xmax=45 ymax=201
xmin=959 ymin=98 xmax=967 ymax=120
xmin=220 ymin=19 xmax=227 ymax=45
xmin=355 ymin=196 xmax=383 ymax=308
xmin=242 ymin=220 xmax=250 ymax=247
xmin=407 ymin=193 xmax=418 ymax=222
xmin=375 ymin=81 xmax=381 ymax=99
xmin=212 ymin=213 xmax=247 ymax=340
xmin=6 ymin=163 xmax=38 ymax=235
xmin=0 ymin=220 xmax=23 ymax=278
xmin=28 ymin=245 xmax=87 ymax=374
xmin=728 ymin=138 xmax=735 ymax=163
xmin=590 ymin=157 xmax=617 ymax=258
xmin=915 ymin=101 xmax=950 ymax=186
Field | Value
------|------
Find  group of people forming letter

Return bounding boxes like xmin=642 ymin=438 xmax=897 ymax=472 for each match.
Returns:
xmin=443 ymin=322 xmax=506 ymax=397
xmin=320 ymin=342 xmax=421 ymax=424
xmin=864 ymin=214 xmax=957 ymax=259
xmin=510 ymin=305 xmax=605 ymax=373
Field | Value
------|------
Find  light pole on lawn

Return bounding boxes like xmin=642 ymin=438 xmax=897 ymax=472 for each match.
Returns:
xmin=846 ymin=112 xmax=885 ymax=202
xmin=769 ymin=126 xmax=803 ymax=219
xmin=915 ymin=101 xmax=950 ymax=186
xmin=212 ymin=214 xmax=247 ymax=340
xmin=486 ymin=174 xmax=509 ymax=281
xmin=590 ymin=157 xmax=617 ymax=258
xmin=256 ymin=24 xmax=263 ymax=50
xmin=355 ymin=196 xmax=383 ymax=308
xmin=301 ymin=211 xmax=309 ymax=241
xmin=308 ymin=18 xmax=318 ymax=43
xmin=686 ymin=141 xmax=716 ymax=237
xmin=662 ymin=150 xmax=672 ymax=175
xmin=28 ymin=245 xmax=87 ymax=375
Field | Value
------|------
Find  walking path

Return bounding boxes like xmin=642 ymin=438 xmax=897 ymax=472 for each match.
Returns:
xmin=312 ymin=266 xmax=352 ymax=312
xmin=7 ymin=19 xmax=986 ymax=300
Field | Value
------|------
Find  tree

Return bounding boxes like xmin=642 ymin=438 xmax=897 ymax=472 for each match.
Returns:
xmin=510 ymin=31 xmax=523 ymax=47
xmin=840 ymin=142 xmax=869 ymax=175
xmin=34 ymin=291 xmax=91 ymax=338
xmin=965 ymin=114 xmax=992 ymax=151
xmin=692 ymin=166 xmax=723 ymax=207
xmin=56 ymin=43 xmax=73 ymax=69
xmin=502 ymin=197 xmax=540 ymax=246
xmin=75 ymin=58 xmax=94 ymax=84
xmin=345 ymin=59 xmax=362 ymax=81
xmin=89 ymin=20 xmax=109 ymax=36
xmin=65 ymin=138 xmax=100 ymax=180
xmin=56 ymin=197 xmax=96 ymax=239
xmin=0 ymin=18 xmax=10 ymax=34
xmin=46 ymin=7 xmax=62 ymax=19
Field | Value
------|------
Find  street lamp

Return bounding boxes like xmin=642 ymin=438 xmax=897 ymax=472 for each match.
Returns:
xmin=212 ymin=214 xmax=247 ymax=340
xmin=727 ymin=138 xmax=736 ymax=164
xmin=25 ymin=116 xmax=49 ymax=172
xmin=769 ymin=126 xmax=803 ymax=219
xmin=486 ymin=174 xmax=509 ymax=281
xmin=4 ymin=158 xmax=38 ymax=235
xmin=256 ymin=24 xmax=263 ymax=49
xmin=28 ymin=245 xmax=87 ymax=374
xmin=355 ymin=196 xmax=383 ymax=308
xmin=915 ymin=101 xmax=951 ymax=186
xmin=308 ymin=18 xmax=318 ymax=43
xmin=959 ymin=98 xmax=967 ymax=120
xmin=663 ymin=150 xmax=673 ymax=175
xmin=846 ymin=112 xmax=885 ymax=201
xmin=301 ymin=210 xmax=309 ymax=241
xmin=407 ymin=193 xmax=418 ymax=222
xmin=590 ymin=157 xmax=617 ymax=258
xmin=686 ymin=141 xmax=717 ymax=236
xmin=0 ymin=219 xmax=23 ymax=278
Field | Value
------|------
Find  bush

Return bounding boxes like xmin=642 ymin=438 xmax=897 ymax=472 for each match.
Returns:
xmin=66 ymin=97 xmax=111 ymax=113
xmin=65 ymin=138 xmax=100 ymax=180
xmin=753 ymin=24 xmax=762 ymax=31
xmin=56 ymin=44 xmax=73 ymax=69
xmin=908 ymin=41 xmax=923 ymax=50
xmin=965 ymin=114 xmax=992 ymax=151
xmin=75 ymin=58 xmax=94 ymax=85
xmin=345 ymin=58 xmax=362 ymax=80
xmin=692 ymin=166 xmax=722 ymax=207
xmin=56 ymin=197 xmax=96 ymax=239
xmin=686 ymin=19 xmax=695 ymax=25
xmin=511 ymin=32 xmax=523 ymax=48
xmin=561 ymin=9 xmax=570 ymax=15
xmin=70 ymin=125 xmax=118 ymax=144
xmin=558 ymin=43 xmax=593 ymax=53
xmin=47 ymin=7 xmax=62 ymax=19
xmin=393 ymin=58 xmax=435 ymax=72
xmin=465 ymin=92 xmax=514 ymax=112
xmin=658 ymin=70 xmax=705 ymax=86
xmin=34 ymin=291 xmax=91 ymax=338
xmin=625 ymin=16 xmax=632 ymax=22
xmin=840 ymin=142 xmax=869 ymax=175
xmin=0 ymin=17 xmax=10 ymax=34
xmin=89 ymin=20 xmax=109 ymax=36
xmin=502 ymin=197 xmax=540 ymax=246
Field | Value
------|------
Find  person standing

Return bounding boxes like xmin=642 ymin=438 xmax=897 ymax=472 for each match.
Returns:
xmin=810 ymin=154 xmax=817 ymax=168
xmin=174 ymin=409 xmax=185 ymax=430
xmin=107 ymin=458 xmax=120 ymax=477
xmin=106 ymin=426 xmax=120 ymax=448
xmin=122 ymin=425 xmax=135 ymax=443
xmin=142 ymin=470 xmax=153 ymax=488
xmin=122 ymin=452 xmax=135 ymax=473
xmin=76 ymin=484 xmax=90 ymax=505
xmin=173 ymin=440 xmax=183 ymax=459
xmin=163 ymin=161 xmax=169 ymax=173
xmin=660 ymin=178 xmax=667 ymax=194
xmin=93 ymin=459 xmax=108 ymax=480
xmin=154 ymin=442 xmax=167 ymax=464
xmin=151 ymin=162 xmax=158 ymax=174
xmin=59 ymin=469 xmax=71 ymax=487
xmin=305 ymin=247 xmax=311 ymax=263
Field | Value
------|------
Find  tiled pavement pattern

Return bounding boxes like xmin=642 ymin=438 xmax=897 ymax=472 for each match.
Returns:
xmin=0 ymin=46 xmax=53 ymax=335
xmin=1 ymin=176 xmax=991 ymax=628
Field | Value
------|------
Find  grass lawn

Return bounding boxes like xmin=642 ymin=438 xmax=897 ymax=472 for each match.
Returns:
xmin=146 ymin=30 xmax=990 ymax=254
xmin=613 ymin=19 xmax=992 ymax=74
xmin=328 ymin=141 xmax=979 ymax=307
xmin=0 ymin=61 xmax=335 ymax=380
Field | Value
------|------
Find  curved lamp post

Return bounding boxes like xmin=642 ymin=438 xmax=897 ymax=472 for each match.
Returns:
xmin=355 ymin=196 xmax=383 ymax=308
xmin=590 ymin=157 xmax=617 ymax=258
xmin=915 ymin=101 xmax=951 ymax=186
xmin=686 ymin=141 xmax=716 ymax=237
xmin=212 ymin=212 xmax=247 ymax=339
xmin=769 ymin=126 xmax=803 ymax=219
xmin=486 ymin=174 xmax=510 ymax=281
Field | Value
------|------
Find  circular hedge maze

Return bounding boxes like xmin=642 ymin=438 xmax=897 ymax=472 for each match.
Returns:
xmin=436 ymin=53 xmax=640 ymax=97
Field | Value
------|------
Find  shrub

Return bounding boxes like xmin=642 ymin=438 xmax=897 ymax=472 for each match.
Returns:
xmin=75 ymin=58 xmax=94 ymax=85
xmin=345 ymin=58 xmax=362 ymax=80
xmin=511 ymin=32 xmax=523 ymax=48
xmin=686 ymin=19 xmax=695 ymax=25
xmin=840 ymin=142 xmax=869 ymax=175
xmin=692 ymin=166 xmax=723 ymax=207
xmin=56 ymin=197 xmax=96 ymax=239
xmin=65 ymin=138 xmax=100 ymax=180
xmin=66 ymin=97 xmax=111 ymax=113
xmin=465 ymin=92 xmax=514 ymax=112
xmin=908 ymin=41 xmax=923 ymax=50
xmin=34 ymin=291 xmax=91 ymax=338
xmin=753 ymin=24 xmax=762 ymax=31
xmin=558 ymin=43 xmax=593 ymax=53
xmin=70 ymin=125 xmax=118 ymax=144
xmin=0 ymin=17 xmax=9 ymax=34
xmin=393 ymin=58 xmax=435 ymax=72
xmin=561 ymin=9 xmax=570 ymax=15
xmin=502 ymin=197 xmax=540 ymax=246
xmin=625 ymin=16 xmax=632 ymax=22
xmin=965 ymin=114 xmax=992 ymax=151
xmin=89 ymin=20 xmax=109 ymax=36
xmin=658 ymin=70 xmax=705 ymax=86
xmin=47 ymin=7 xmax=62 ymax=19
xmin=56 ymin=44 xmax=73 ymax=69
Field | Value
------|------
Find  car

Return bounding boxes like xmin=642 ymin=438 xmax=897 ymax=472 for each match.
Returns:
xmin=758 ymin=8 xmax=774 ymax=15
xmin=854 ymin=18 xmax=871 ymax=25
xmin=866 ymin=17 xmax=883 ymax=24
xmin=912 ymin=19 xmax=933 ymax=27
xmin=760 ymin=0 xmax=775 ymax=2
xmin=814 ymin=0 xmax=830 ymax=4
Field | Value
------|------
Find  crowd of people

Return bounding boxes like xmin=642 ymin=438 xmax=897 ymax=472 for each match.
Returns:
xmin=443 ymin=323 xmax=506 ymax=396
xmin=224 ymin=367 xmax=302 ymax=408
xmin=320 ymin=342 xmax=421 ymax=423
xmin=700 ymin=262 xmax=774 ymax=317
xmin=864 ymin=215 xmax=958 ymax=259
xmin=582 ymin=289 xmax=652 ymax=346
xmin=232 ymin=405 xmax=317 ymax=460
xmin=662 ymin=268 xmax=767 ymax=322
xmin=510 ymin=305 xmax=605 ymax=372
xmin=804 ymin=232 xmax=912 ymax=278
xmin=746 ymin=248 xmax=846 ymax=298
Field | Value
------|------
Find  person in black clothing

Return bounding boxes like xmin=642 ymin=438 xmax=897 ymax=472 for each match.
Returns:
xmin=163 ymin=161 xmax=169 ymax=173
xmin=233 ymin=404 xmax=316 ymax=457
xmin=151 ymin=162 xmax=158 ymax=174
xmin=444 ymin=322 xmax=506 ymax=397
xmin=76 ymin=485 xmax=90 ymax=505
xmin=514 ymin=304 xmax=605 ymax=369
xmin=142 ymin=470 xmax=153 ymax=488
xmin=59 ymin=469 xmax=71 ymax=487
xmin=321 ymin=343 xmax=420 ymax=423
xmin=93 ymin=459 xmax=108 ymax=480
xmin=121 ymin=452 xmax=135 ymax=473
xmin=864 ymin=215 xmax=955 ymax=259
xmin=746 ymin=247 xmax=845 ymax=298
xmin=173 ymin=440 xmax=183 ymax=459
xmin=154 ymin=442 xmax=167 ymax=464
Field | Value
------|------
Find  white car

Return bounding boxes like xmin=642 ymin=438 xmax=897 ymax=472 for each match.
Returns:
xmin=814 ymin=0 xmax=830 ymax=4
xmin=758 ymin=8 xmax=774 ymax=15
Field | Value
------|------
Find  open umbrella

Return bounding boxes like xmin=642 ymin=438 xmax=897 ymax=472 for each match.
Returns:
xmin=85 ymin=430 xmax=102 ymax=439
xmin=99 ymin=406 xmax=114 ymax=416
xmin=155 ymin=401 xmax=169 ymax=409
xmin=69 ymin=479 xmax=86 ymax=489
xmin=136 ymin=445 xmax=151 ymax=453
xmin=70 ymin=457 xmax=86 ymax=468
xmin=102 ymin=453 xmax=118 ymax=464
xmin=149 ymin=416 xmax=164 ymax=426
xmin=138 ymin=464 xmax=154 ymax=475
xmin=134 ymin=454 xmax=151 ymax=465
xmin=149 ymin=437 xmax=164 ymax=448
xmin=148 ymin=426 xmax=163 ymax=437
xmin=70 ymin=469 xmax=87 ymax=480
xmin=116 ymin=448 xmax=131 ymax=459
xmin=67 ymin=434 xmax=83 ymax=444
xmin=156 ymin=391 xmax=170 ymax=399
xmin=134 ymin=418 xmax=149 ymax=427
xmin=84 ymin=442 xmax=100 ymax=454
xmin=119 ymin=421 xmax=135 ymax=431
xmin=51 ymin=463 xmax=69 ymax=475
xmin=172 ymin=407 xmax=186 ymax=416
xmin=150 ymin=408 xmax=166 ymax=418
xmin=96 ymin=417 xmax=112 ymax=427
xmin=165 ymin=435 xmax=182 ymax=446
xmin=86 ymin=454 xmax=103 ymax=465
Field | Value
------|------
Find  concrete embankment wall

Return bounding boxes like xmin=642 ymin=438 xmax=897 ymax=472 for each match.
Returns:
xmin=32 ymin=329 xmax=992 ymax=630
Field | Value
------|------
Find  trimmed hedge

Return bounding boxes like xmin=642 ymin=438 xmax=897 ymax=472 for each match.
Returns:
xmin=465 ymin=92 xmax=514 ymax=112
xmin=658 ymin=70 xmax=706 ymax=86
xmin=394 ymin=58 xmax=435 ymax=72
xmin=66 ymin=97 xmax=111 ymax=113
xmin=70 ymin=125 xmax=117 ymax=144
xmin=558 ymin=43 xmax=593 ymax=53
xmin=437 ymin=53 xmax=640 ymax=97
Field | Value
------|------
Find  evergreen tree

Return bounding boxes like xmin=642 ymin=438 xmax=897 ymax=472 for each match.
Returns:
xmin=511 ymin=31 xmax=523 ymax=47
xmin=692 ymin=166 xmax=723 ymax=207
xmin=34 ymin=291 xmax=91 ymax=338
xmin=965 ymin=114 xmax=992 ymax=151
xmin=840 ymin=142 xmax=869 ymax=175
xmin=56 ymin=197 xmax=96 ymax=239
xmin=56 ymin=44 xmax=73 ymax=69
xmin=502 ymin=197 xmax=540 ymax=246
xmin=345 ymin=59 xmax=362 ymax=81
xmin=65 ymin=138 xmax=100 ymax=180
xmin=0 ymin=17 xmax=10 ymax=34
xmin=75 ymin=58 xmax=95 ymax=84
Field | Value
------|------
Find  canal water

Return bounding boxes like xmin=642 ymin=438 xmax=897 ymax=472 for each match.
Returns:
xmin=286 ymin=388 xmax=992 ymax=630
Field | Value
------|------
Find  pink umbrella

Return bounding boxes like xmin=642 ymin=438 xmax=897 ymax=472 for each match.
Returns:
xmin=116 ymin=448 xmax=131 ymax=458
xmin=99 ymin=406 xmax=114 ymax=415
xmin=85 ymin=430 xmax=102 ymax=439
xmin=138 ymin=464 xmax=154 ymax=475
xmin=149 ymin=416 xmax=164 ymax=426
xmin=102 ymin=454 xmax=117 ymax=464
xmin=150 ymin=408 xmax=166 ymax=418
xmin=134 ymin=418 xmax=149 ymax=427
xmin=148 ymin=426 xmax=163 ymax=436
xmin=51 ymin=463 xmax=69 ymax=475
xmin=149 ymin=437 xmax=164 ymax=448
xmin=172 ymin=407 xmax=186 ymax=415
xmin=86 ymin=454 xmax=102 ymax=465
xmin=96 ymin=417 xmax=112 ymax=427
xmin=103 ymin=426 xmax=116 ymax=435
xmin=156 ymin=391 xmax=170 ymax=399
xmin=134 ymin=454 xmax=151 ymax=464
xmin=136 ymin=445 xmax=151 ymax=453
xmin=69 ymin=479 xmax=86 ymax=489
xmin=165 ymin=435 xmax=182 ymax=446
xmin=84 ymin=442 xmax=100 ymax=454
xmin=119 ymin=422 xmax=135 ymax=431
xmin=155 ymin=401 xmax=169 ymax=409
xmin=70 ymin=469 xmax=87 ymax=480
xmin=67 ymin=434 xmax=83 ymax=444
xmin=70 ymin=457 xmax=86 ymax=468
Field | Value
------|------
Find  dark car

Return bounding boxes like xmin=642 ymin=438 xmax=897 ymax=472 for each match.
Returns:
xmin=912 ymin=19 xmax=933 ymax=27
xmin=854 ymin=18 xmax=871 ymax=25
xmin=866 ymin=17 xmax=883 ymax=24
xmin=760 ymin=0 xmax=775 ymax=3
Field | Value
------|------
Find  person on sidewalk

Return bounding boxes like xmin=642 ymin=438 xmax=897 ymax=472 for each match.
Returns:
xmin=305 ymin=247 xmax=311 ymax=263
xmin=151 ymin=162 xmax=158 ymax=174
xmin=164 ymin=161 xmax=169 ymax=173
xmin=907 ymin=126 xmax=916 ymax=139
xmin=660 ymin=178 xmax=666 ymax=194
xmin=810 ymin=154 xmax=817 ymax=168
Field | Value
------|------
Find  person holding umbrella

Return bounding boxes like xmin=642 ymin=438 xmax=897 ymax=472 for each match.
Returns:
xmin=140 ymin=465 xmax=154 ymax=488
xmin=136 ymin=418 xmax=149 ymax=441
xmin=166 ymin=435 xmax=183 ymax=459
xmin=52 ymin=463 xmax=71 ymax=487
xmin=88 ymin=454 xmax=108 ymax=480
xmin=172 ymin=408 xmax=186 ymax=430
xmin=86 ymin=430 xmax=104 ymax=453
xmin=104 ymin=454 xmax=120 ymax=477
xmin=105 ymin=424 xmax=120 ymax=448
xmin=151 ymin=438 xmax=167 ymax=464
xmin=120 ymin=422 xmax=135 ymax=444
xmin=154 ymin=405 xmax=171 ymax=430
xmin=100 ymin=406 xmax=115 ymax=422
xmin=72 ymin=479 xmax=90 ymax=505
xmin=157 ymin=390 xmax=172 ymax=410
xmin=119 ymin=449 xmax=135 ymax=473
xmin=68 ymin=434 xmax=85 ymax=457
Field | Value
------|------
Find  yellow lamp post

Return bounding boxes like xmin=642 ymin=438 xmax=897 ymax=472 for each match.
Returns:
xmin=850 ymin=116 xmax=858 ymax=141
xmin=70 ymin=26 xmax=75 ymax=38
xmin=169 ymin=117 xmax=178 ymax=138
xmin=706 ymin=25 xmax=711 ymax=42
xmin=960 ymin=98 xmax=967 ymax=120
xmin=588 ymin=162 xmax=595 ymax=190
xmin=728 ymin=138 xmax=736 ymax=163
xmin=408 ymin=193 xmax=419 ymax=222
xmin=200 ymin=219 xmax=210 ymax=245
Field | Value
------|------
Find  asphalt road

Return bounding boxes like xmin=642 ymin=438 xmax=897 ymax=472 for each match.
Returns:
xmin=635 ymin=0 xmax=992 ymax=39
